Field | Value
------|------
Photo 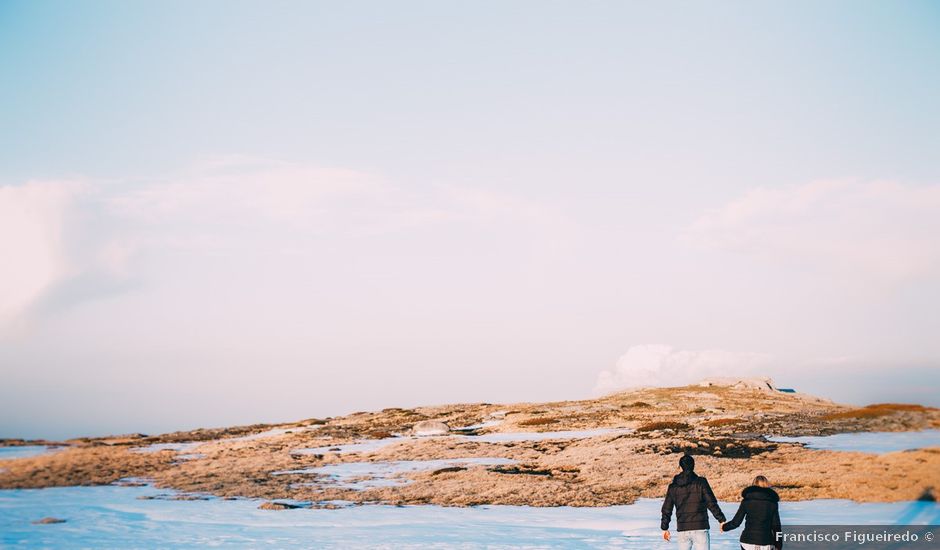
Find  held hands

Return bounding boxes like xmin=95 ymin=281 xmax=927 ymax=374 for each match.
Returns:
xmin=663 ymin=526 xmax=726 ymax=541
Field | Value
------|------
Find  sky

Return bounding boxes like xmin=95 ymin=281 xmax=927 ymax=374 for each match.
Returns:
xmin=2 ymin=1 xmax=939 ymax=439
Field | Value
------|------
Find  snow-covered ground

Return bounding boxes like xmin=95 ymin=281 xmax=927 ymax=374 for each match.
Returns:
xmin=274 ymin=458 xmax=517 ymax=490
xmin=292 ymin=438 xmax=406 ymax=455
xmin=2 ymin=486 xmax=937 ymax=549
xmin=0 ymin=447 xmax=57 ymax=461
xmin=770 ymin=429 xmax=940 ymax=453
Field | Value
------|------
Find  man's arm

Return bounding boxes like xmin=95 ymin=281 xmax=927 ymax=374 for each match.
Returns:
xmin=701 ymin=478 xmax=726 ymax=523
xmin=660 ymin=485 xmax=675 ymax=531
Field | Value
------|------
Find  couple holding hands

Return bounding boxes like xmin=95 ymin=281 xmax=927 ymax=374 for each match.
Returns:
xmin=661 ymin=455 xmax=783 ymax=550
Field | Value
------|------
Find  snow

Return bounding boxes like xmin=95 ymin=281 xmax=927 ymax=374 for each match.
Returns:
xmin=453 ymin=420 xmax=504 ymax=431
xmin=292 ymin=438 xmax=407 ymax=455
xmin=0 ymin=446 xmax=57 ymax=461
xmin=2 ymin=486 xmax=937 ymax=549
xmin=769 ymin=429 xmax=940 ymax=454
xmin=273 ymin=458 xmax=517 ymax=490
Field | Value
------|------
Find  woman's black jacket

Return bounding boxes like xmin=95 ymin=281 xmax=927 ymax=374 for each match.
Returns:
xmin=721 ymin=485 xmax=782 ymax=547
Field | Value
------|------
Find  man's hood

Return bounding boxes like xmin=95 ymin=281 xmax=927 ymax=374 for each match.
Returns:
xmin=672 ymin=471 xmax=699 ymax=487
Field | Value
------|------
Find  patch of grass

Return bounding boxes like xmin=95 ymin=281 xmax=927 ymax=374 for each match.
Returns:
xmin=866 ymin=403 xmax=935 ymax=412
xmin=303 ymin=418 xmax=327 ymax=426
xmin=518 ymin=417 xmax=559 ymax=426
xmin=625 ymin=401 xmax=652 ymax=408
xmin=823 ymin=402 xmax=934 ymax=420
xmin=703 ymin=418 xmax=743 ymax=427
xmin=488 ymin=465 xmax=553 ymax=476
xmin=431 ymin=466 xmax=467 ymax=475
xmin=636 ymin=421 xmax=691 ymax=432
xmin=690 ymin=408 xmax=706 ymax=414
xmin=823 ymin=409 xmax=890 ymax=420
xmin=637 ymin=438 xmax=775 ymax=458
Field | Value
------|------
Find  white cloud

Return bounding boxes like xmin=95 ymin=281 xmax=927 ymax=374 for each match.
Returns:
xmin=0 ymin=181 xmax=82 ymax=326
xmin=0 ymin=157 xmax=571 ymax=329
xmin=108 ymin=156 xmax=381 ymax=229
xmin=107 ymin=156 xmax=570 ymax=241
xmin=685 ymin=180 xmax=940 ymax=282
xmin=594 ymin=344 xmax=772 ymax=394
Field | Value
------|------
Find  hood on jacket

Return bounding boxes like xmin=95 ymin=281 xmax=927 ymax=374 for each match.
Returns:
xmin=672 ymin=471 xmax=699 ymax=487
xmin=742 ymin=485 xmax=780 ymax=502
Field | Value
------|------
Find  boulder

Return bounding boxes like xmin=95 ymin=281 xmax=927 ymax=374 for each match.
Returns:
xmin=32 ymin=517 xmax=66 ymax=525
xmin=258 ymin=501 xmax=303 ymax=510
xmin=698 ymin=377 xmax=779 ymax=392
xmin=412 ymin=420 xmax=450 ymax=436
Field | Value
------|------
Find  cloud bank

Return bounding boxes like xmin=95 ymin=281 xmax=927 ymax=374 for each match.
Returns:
xmin=685 ymin=179 xmax=940 ymax=283
xmin=0 ymin=181 xmax=81 ymax=326
xmin=594 ymin=345 xmax=772 ymax=394
xmin=0 ymin=157 xmax=571 ymax=332
xmin=106 ymin=156 xmax=569 ymax=241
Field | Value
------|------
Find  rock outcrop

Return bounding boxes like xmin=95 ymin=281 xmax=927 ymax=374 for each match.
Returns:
xmin=2 ymin=385 xmax=937 ymax=507
xmin=698 ymin=377 xmax=779 ymax=392
xmin=32 ymin=517 xmax=67 ymax=525
xmin=412 ymin=420 xmax=450 ymax=436
xmin=258 ymin=501 xmax=303 ymax=510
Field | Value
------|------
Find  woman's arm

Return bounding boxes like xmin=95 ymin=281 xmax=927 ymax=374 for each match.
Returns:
xmin=722 ymin=502 xmax=746 ymax=532
xmin=772 ymin=506 xmax=783 ymax=549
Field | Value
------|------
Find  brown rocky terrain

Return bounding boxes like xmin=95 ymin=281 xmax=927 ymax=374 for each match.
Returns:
xmin=2 ymin=384 xmax=938 ymax=508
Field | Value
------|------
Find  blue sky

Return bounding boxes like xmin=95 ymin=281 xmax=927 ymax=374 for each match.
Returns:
xmin=2 ymin=1 xmax=939 ymax=439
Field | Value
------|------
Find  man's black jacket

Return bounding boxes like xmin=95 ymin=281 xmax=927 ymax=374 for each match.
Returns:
xmin=660 ymin=471 xmax=726 ymax=531
xmin=722 ymin=485 xmax=783 ymax=547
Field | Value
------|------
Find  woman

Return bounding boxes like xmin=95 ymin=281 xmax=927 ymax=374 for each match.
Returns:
xmin=721 ymin=475 xmax=782 ymax=550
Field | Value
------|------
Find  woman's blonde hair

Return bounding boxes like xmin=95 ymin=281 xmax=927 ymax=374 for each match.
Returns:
xmin=753 ymin=475 xmax=770 ymax=488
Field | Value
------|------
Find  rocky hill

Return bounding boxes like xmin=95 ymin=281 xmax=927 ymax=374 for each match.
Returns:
xmin=2 ymin=384 xmax=938 ymax=507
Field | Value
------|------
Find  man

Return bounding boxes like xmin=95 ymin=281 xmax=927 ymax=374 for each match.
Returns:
xmin=661 ymin=454 xmax=726 ymax=550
